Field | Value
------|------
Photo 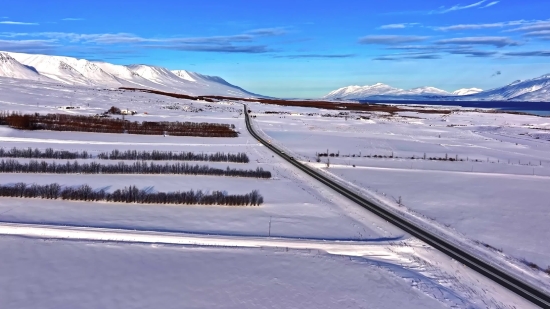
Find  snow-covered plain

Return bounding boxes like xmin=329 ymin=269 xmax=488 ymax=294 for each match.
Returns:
xmin=251 ymin=101 xmax=550 ymax=283
xmin=0 ymin=223 xmax=538 ymax=309
xmin=0 ymin=76 xmax=543 ymax=308
xmin=0 ymin=235 xmax=449 ymax=309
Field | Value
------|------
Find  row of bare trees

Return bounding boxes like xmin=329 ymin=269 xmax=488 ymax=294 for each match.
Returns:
xmin=0 ymin=112 xmax=238 ymax=137
xmin=0 ymin=183 xmax=264 ymax=206
xmin=0 ymin=147 xmax=250 ymax=163
xmin=97 ymin=149 xmax=250 ymax=163
xmin=0 ymin=160 xmax=271 ymax=178
xmin=0 ymin=147 xmax=90 ymax=159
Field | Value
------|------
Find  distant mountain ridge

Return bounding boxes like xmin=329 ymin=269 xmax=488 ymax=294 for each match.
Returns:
xmin=324 ymin=83 xmax=452 ymax=100
xmin=324 ymin=74 xmax=550 ymax=102
xmin=452 ymin=88 xmax=483 ymax=96
xmin=0 ymin=51 xmax=259 ymax=97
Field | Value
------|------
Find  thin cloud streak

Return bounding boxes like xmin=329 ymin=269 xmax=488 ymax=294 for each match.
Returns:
xmin=246 ymin=27 xmax=287 ymax=36
xmin=448 ymin=49 xmax=498 ymax=57
xmin=482 ymin=1 xmax=500 ymax=8
xmin=436 ymin=20 xmax=528 ymax=31
xmin=436 ymin=36 xmax=519 ymax=48
xmin=385 ymin=0 xmax=497 ymax=15
xmin=0 ymin=39 xmax=56 ymax=53
xmin=506 ymin=21 xmax=550 ymax=32
xmin=432 ymin=0 xmax=497 ymax=14
xmin=523 ymin=30 xmax=550 ymax=37
xmin=145 ymin=44 xmax=271 ymax=53
xmin=378 ymin=23 xmax=419 ymax=30
xmin=0 ymin=21 xmax=39 ymax=25
xmin=503 ymin=51 xmax=550 ymax=57
xmin=274 ymin=54 xmax=356 ymax=59
xmin=359 ymin=35 xmax=429 ymax=45
xmin=373 ymin=52 xmax=442 ymax=61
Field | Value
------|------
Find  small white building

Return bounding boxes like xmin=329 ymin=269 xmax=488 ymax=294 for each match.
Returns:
xmin=120 ymin=109 xmax=137 ymax=115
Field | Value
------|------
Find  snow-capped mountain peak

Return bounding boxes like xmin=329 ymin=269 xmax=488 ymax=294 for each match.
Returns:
xmin=0 ymin=51 xmax=258 ymax=97
xmin=452 ymin=88 xmax=483 ymax=96
xmin=465 ymin=74 xmax=550 ymax=101
xmin=172 ymin=70 xmax=197 ymax=82
xmin=0 ymin=52 xmax=51 ymax=81
xmin=406 ymin=86 xmax=450 ymax=95
xmin=323 ymin=83 xmax=448 ymax=100
xmin=324 ymin=74 xmax=550 ymax=101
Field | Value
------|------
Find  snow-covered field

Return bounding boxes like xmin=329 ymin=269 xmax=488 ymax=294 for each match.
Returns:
xmin=0 ymin=223 xmax=537 ymax=309
xmin=0 ymin=77 xmax=544 ymax=308
xmin=251 ymin=102 xmax=550 ymax=277
xmin=0 ymin=235 xmax=448 ymax=309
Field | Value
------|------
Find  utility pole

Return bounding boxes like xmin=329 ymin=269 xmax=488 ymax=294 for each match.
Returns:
xmin=268 ymin=216 xmax=272 ymax=237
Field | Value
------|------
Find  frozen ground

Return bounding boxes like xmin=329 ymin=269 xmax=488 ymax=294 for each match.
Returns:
xmin=0 ymin=235 xmax=446 ymax=309
xmin=0 ymin=223 xmax=537 ymax=309
xmin=251 ymin=102 xmax=550 ymax=274
xmin=326 ymin=165 xmax=550 ymax=265
xmin=0 ymin=78 xmax=544 ymax=308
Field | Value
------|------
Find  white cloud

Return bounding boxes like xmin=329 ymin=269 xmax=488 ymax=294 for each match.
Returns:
xmin=482 ymin=1 xmax=499 ymax=8
xmin=436 ymin=20 xmax=528 ymax=31
xmin=0 ymin=21 xmax=39 ymax=26
xmin=524 ymin=30 xmax=550 ymax=37
xmin=506 ymin=21 xmax=550 ymax=32
xmin=432 ymin=0 xmax=498 ymax=14
xmin=378 ymin=23 xmax=419 ymax=30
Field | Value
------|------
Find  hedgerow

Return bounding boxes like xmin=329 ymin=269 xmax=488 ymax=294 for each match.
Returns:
xmin=0 ymin=183 xmax=263 ymax=206
xmin=0 ymin=159 xmax=271 ymax=178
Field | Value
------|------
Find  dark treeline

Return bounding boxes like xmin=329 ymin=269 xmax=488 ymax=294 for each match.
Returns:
xmin=0 ymin=112 xmax=238 ymax=137
xmin=97 ymin=149 xmax=250 ymax=163
xmin=0 ymin=159 xmax=271 ymax=178
xmin=0 ymin=147 xmax=91 ymax=159
xmin=0 ymin=183 xmax=264 ymax=206
xmin=0 ymin=147 xmax=249 ymax=163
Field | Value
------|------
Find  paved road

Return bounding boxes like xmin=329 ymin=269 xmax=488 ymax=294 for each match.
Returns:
xmin=243 ymin=105 xmax=550 ymax=308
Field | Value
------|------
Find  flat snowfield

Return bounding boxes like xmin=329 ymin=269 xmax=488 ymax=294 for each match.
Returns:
xmin=328 ymin=165 xmax=550 ymax=264
xmin=251 ymin=102 xmax=550 ymax=281
xmin=0 ymin=236 xmax=448 ymax=309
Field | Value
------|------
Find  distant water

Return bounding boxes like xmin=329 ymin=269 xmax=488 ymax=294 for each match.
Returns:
xmin=360 ymin=100 xmax=550 ymax=117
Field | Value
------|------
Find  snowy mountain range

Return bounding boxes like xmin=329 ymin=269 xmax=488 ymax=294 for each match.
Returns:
xmin=323 ymin=75 xmax=550 ymax=102
xmin=324 ymin=83 xmax=453 ymax=100
xmin=0 ymin=51 xmax=257 ymax=97
xmin=2 ymin=51 xmax=549 ymax=102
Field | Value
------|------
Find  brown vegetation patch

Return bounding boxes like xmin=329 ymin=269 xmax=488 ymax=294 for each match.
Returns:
xmin=0 ymin=112 xmax=237 ymax=137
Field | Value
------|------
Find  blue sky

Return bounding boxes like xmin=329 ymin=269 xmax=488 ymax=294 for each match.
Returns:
xmin=1 ymin=0 xmax=549 ymax=98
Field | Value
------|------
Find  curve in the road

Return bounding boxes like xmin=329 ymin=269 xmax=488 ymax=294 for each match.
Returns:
xmin=243 ymin=105 xmax=550 ymax=308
